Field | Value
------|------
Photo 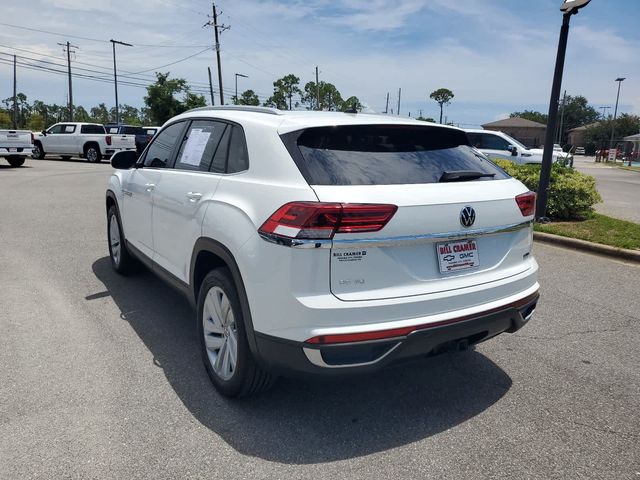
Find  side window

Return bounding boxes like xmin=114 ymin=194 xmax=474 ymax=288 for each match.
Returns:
xmin=211 ymin=125 xmax=230 ymax=173
xmin=481 ymin=134 xmax=510 ymax=151
xmin=174 ymin=120 xmax=226 ymax=172
xmin=47 ymin=124 xmax=64 ymax=134
xmin=467 ymin=133 xmax=481 ymax=149
xmin=226 ymin=126 xmax=249 ymax=173
xmin=142 ymin=122 xmax=185 ymax=168
xmin=81 ymin=125 xmax=106 ymax=134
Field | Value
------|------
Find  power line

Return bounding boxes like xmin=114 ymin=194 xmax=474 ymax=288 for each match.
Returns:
xmin=0 ymin=22 xmax=211 ymax=48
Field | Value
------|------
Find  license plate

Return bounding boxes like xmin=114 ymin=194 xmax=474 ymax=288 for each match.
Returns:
xmin=437 ymin=239 xmax=479 ymax=273
xmin=8 ymin=148 xmax=17 ymax=152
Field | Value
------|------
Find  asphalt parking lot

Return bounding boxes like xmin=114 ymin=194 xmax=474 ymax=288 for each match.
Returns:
xmin=1 ymin=158 xmax=639 ymax=479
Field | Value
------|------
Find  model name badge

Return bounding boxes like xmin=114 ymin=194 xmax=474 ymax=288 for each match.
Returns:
xmin=333 ymin=250 xmax=367 ymax=262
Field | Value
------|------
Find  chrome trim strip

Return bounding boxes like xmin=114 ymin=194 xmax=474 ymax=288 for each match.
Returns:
xmin=259 ymin=220 xmax=532 ymax=249
xmin=302 ymin=343 xmax=402 ymax=369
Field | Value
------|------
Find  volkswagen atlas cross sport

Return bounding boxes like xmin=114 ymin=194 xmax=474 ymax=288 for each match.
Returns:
xmin=106 ymin=106 xmax=539 ymax=397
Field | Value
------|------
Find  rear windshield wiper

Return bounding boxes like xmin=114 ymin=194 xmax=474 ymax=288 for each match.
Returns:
xmin=439 ymin=170 xmax=496 ymax=182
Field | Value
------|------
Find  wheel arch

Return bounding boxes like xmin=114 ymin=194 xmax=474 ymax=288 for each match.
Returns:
xmin=190 ymin=237 xmax=259 ymax=356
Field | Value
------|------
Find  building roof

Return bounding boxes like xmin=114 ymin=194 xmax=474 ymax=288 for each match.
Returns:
xmin=567 ymin=122 xmax=601 ymax=132
xmin=623 ymin=133 xmax=640 ymax=141
xmin=481 ymin=117 xmax=547 ymax=129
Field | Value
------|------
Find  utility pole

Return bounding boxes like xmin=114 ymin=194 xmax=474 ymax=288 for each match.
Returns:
xmin=207 ymin=67 xmax=215 ymax=106
xmin=599 ymin=106 xmax=611 ymax=119
xmin=384 ymin=92 xmax=389 ymax=114
xmin=315 ymin=66 xmax=320 ymax=110
xmin=110 ymin=39 xmax=133 ymax=125
xmin=557 ymin=90 xmax=566 ymax=144
xmin=609 ymin=77 xmax=626 ymax=162
xmin=419 ymin=109 xmax=423 ymax=118
xmin=397 ymin=88 xmax=401 ymax=116
xmin=205 ymin=3 xmax=229 ymax=105
xmin=58 ymin=41 xmax=78 ymax=121
xmin=12 ymin=55 xmax=17 ymax=129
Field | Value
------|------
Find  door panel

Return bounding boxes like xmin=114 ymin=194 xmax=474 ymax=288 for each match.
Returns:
xmin=122 ymin=169 xmax=160 ymax=260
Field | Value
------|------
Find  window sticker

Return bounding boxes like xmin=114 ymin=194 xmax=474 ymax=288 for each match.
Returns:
xmin=179 ymin=128 xmax=212 ymax=167
xmin=64 ymin=125 xmax=75 ymax=133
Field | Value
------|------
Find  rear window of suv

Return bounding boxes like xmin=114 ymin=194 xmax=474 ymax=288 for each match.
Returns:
xmin=281 ymin=125 xmax=508 ymax=185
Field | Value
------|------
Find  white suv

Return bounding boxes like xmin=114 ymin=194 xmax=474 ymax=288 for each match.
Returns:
xmin=106 ymin=107 xmax=540 ymax=397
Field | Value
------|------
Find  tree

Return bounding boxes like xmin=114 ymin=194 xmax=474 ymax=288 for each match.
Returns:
xmin=74 ymin=106 xmax=92 ymax=123
xmin=510 ymin=110 xmax=548 ymax=124
xmin=27 ymin=113 xmax=45 ymax=131
xmin=109 ymin=104 xmax=142 ymax=125
xmin=265 ymin=74 xmax=302 ymax=110
xmin=341 ymin=96 xmax=363 ymax=112
xmin=559 ymin=95 xmax=599 ymax=135
xmin=183 ymin=92 xmax=206 ymax=111
xmin=301 ymin=81 xmax=343 ymax=111
xmin=416 ymin=116 xmax=436 ymax=123
xmin=0 ymin=110 xmax=11 ymax=128
xmin=90 ymin=103 xmax=111 ymax=124
xmin=236 ymin=89 xmax=260 ymax=106
xmin=144 ymin=72 xmax=188 ymax=125
xmin=429 ymin=88 xmax=454 ymax=124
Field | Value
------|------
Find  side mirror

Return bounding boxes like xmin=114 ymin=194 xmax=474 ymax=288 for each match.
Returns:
xmin=41 ymin=130 xmax=47 ymax=136
xmin=508 ymin=145 xmax=518 ymax=156
xmin=111 ymin=150 xmax=138 ymax=170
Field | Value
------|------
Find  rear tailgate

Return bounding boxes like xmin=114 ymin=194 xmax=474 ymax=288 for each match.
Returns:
xmin=0 ymin=130 xmax=32 ymax=152
xmin=314 ymin=181 xmax=533 ymax=301
xmin=106 ymin=126 xmax=138 ymax=150
xmin=279 ymin=123 xmax=535 ymax=302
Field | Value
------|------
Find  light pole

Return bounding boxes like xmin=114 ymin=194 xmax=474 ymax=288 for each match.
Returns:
xmin=110 ymin=39 xmax=133 ymax=125
xmin=234 ymin=73 xmax=248 ymax=105
xmin=608 ymin=77 xmax=626 ymax=162
xmin=536 ymin=0 xmax=591 ymax=221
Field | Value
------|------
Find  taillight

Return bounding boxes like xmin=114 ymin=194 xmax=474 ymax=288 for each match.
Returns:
xmin=515 ymin=191 xmax=536 ymax=216
xmin=258 ymin=202 xmax=397 ymax=240
xmin=30 ymin=132 xmax=34 ymax=144
xmin=106 ymin=135 xmax=112 ymax=146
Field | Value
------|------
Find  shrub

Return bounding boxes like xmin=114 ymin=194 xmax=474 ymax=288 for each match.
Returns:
xmin=492 ymin=159 xmax=602 ymax=220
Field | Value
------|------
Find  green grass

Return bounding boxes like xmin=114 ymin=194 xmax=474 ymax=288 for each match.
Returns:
xmin=534 ymin=213 xmax=640 ymax=250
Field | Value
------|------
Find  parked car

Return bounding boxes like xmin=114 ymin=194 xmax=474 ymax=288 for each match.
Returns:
xmin=575 ymin=147 xmax=585 ymax=155
xmin=33 ymin=123 xmax=133 ymax=162
xmin=465 ymin=129 xmax=542 ymax=164
xmin=135 ymin=126 xmax=160 ymax=154
xmin=104 ymin=124 xmax=139 ymax=154
xmin=0 ymin=129 xmax=33 ymax=167
xmin=107 ymin=106 xmax=540 ymax=397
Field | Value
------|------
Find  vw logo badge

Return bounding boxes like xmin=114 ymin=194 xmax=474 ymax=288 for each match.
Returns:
xmin=460 ymin=206 xmax=476 ymax=228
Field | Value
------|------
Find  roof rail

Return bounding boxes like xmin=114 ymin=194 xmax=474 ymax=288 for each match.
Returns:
xmin=188 ymin=105 xmax=283 ymax=115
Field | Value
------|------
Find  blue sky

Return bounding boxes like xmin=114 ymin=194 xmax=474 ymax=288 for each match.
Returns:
xmin=0 ymin=0 xmax=638 ymax=127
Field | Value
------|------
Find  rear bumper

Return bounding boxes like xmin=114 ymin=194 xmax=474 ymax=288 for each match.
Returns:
xmin=1 ymin=147 xmax=32 ymax=156
xmin=254 ymin=290 xmax=539 ymax=376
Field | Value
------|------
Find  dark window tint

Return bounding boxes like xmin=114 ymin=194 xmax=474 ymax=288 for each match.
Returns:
xmin=81 ymin=124 xmax=106 ymax=134
xmin=122 ymin=126 xmax=143 ymax=135
xmin=471 ymin=133 xmax=511 ymax=151
xmin=174 ymin=121 xmax=226 ymax=172
xmin=227 ymin=126 xmax=249 ymax=173
xmin=211 ymin=125 xmax=230 ymax=173
xmin=282 ymin=125 xmax=508 ymax=185
xmin=142 ymin=122 xmax=185 ymax=168
xmin=47 ymin=124 xmax=64 ymax=134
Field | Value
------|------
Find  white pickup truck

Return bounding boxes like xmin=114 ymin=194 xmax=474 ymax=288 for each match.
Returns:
xmin=0 ymin=129 xmax=33 ymax=167
xmin=33 ymin=122 xmax=136 ymax=162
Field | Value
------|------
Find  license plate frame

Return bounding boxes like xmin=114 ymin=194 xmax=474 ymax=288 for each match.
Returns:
xmin=436 ymin=239 xmax=480 ymax=273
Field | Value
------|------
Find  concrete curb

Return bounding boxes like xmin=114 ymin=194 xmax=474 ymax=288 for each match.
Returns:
xmin=533 ymin=231 xmax=640 ymax=263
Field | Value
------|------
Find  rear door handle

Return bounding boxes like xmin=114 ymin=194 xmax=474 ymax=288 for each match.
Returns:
xmin=186 ymin=192 xmax=203 ymax=202
xmin=145 ymin=183 xmax=156 ymax=192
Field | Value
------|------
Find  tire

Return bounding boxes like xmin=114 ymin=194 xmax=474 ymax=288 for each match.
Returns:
xmin=32 ymin=142 xmax=45 ymax=160
xmin=198 ymin=268 xmax=275 ymax=397
xmin=7 ymin=157 xmax=25 ymax=167
xmin=85 ymin=145 xmax=102 ymax=163
xmin=107 ymin=205 xmax=139 ymax=275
